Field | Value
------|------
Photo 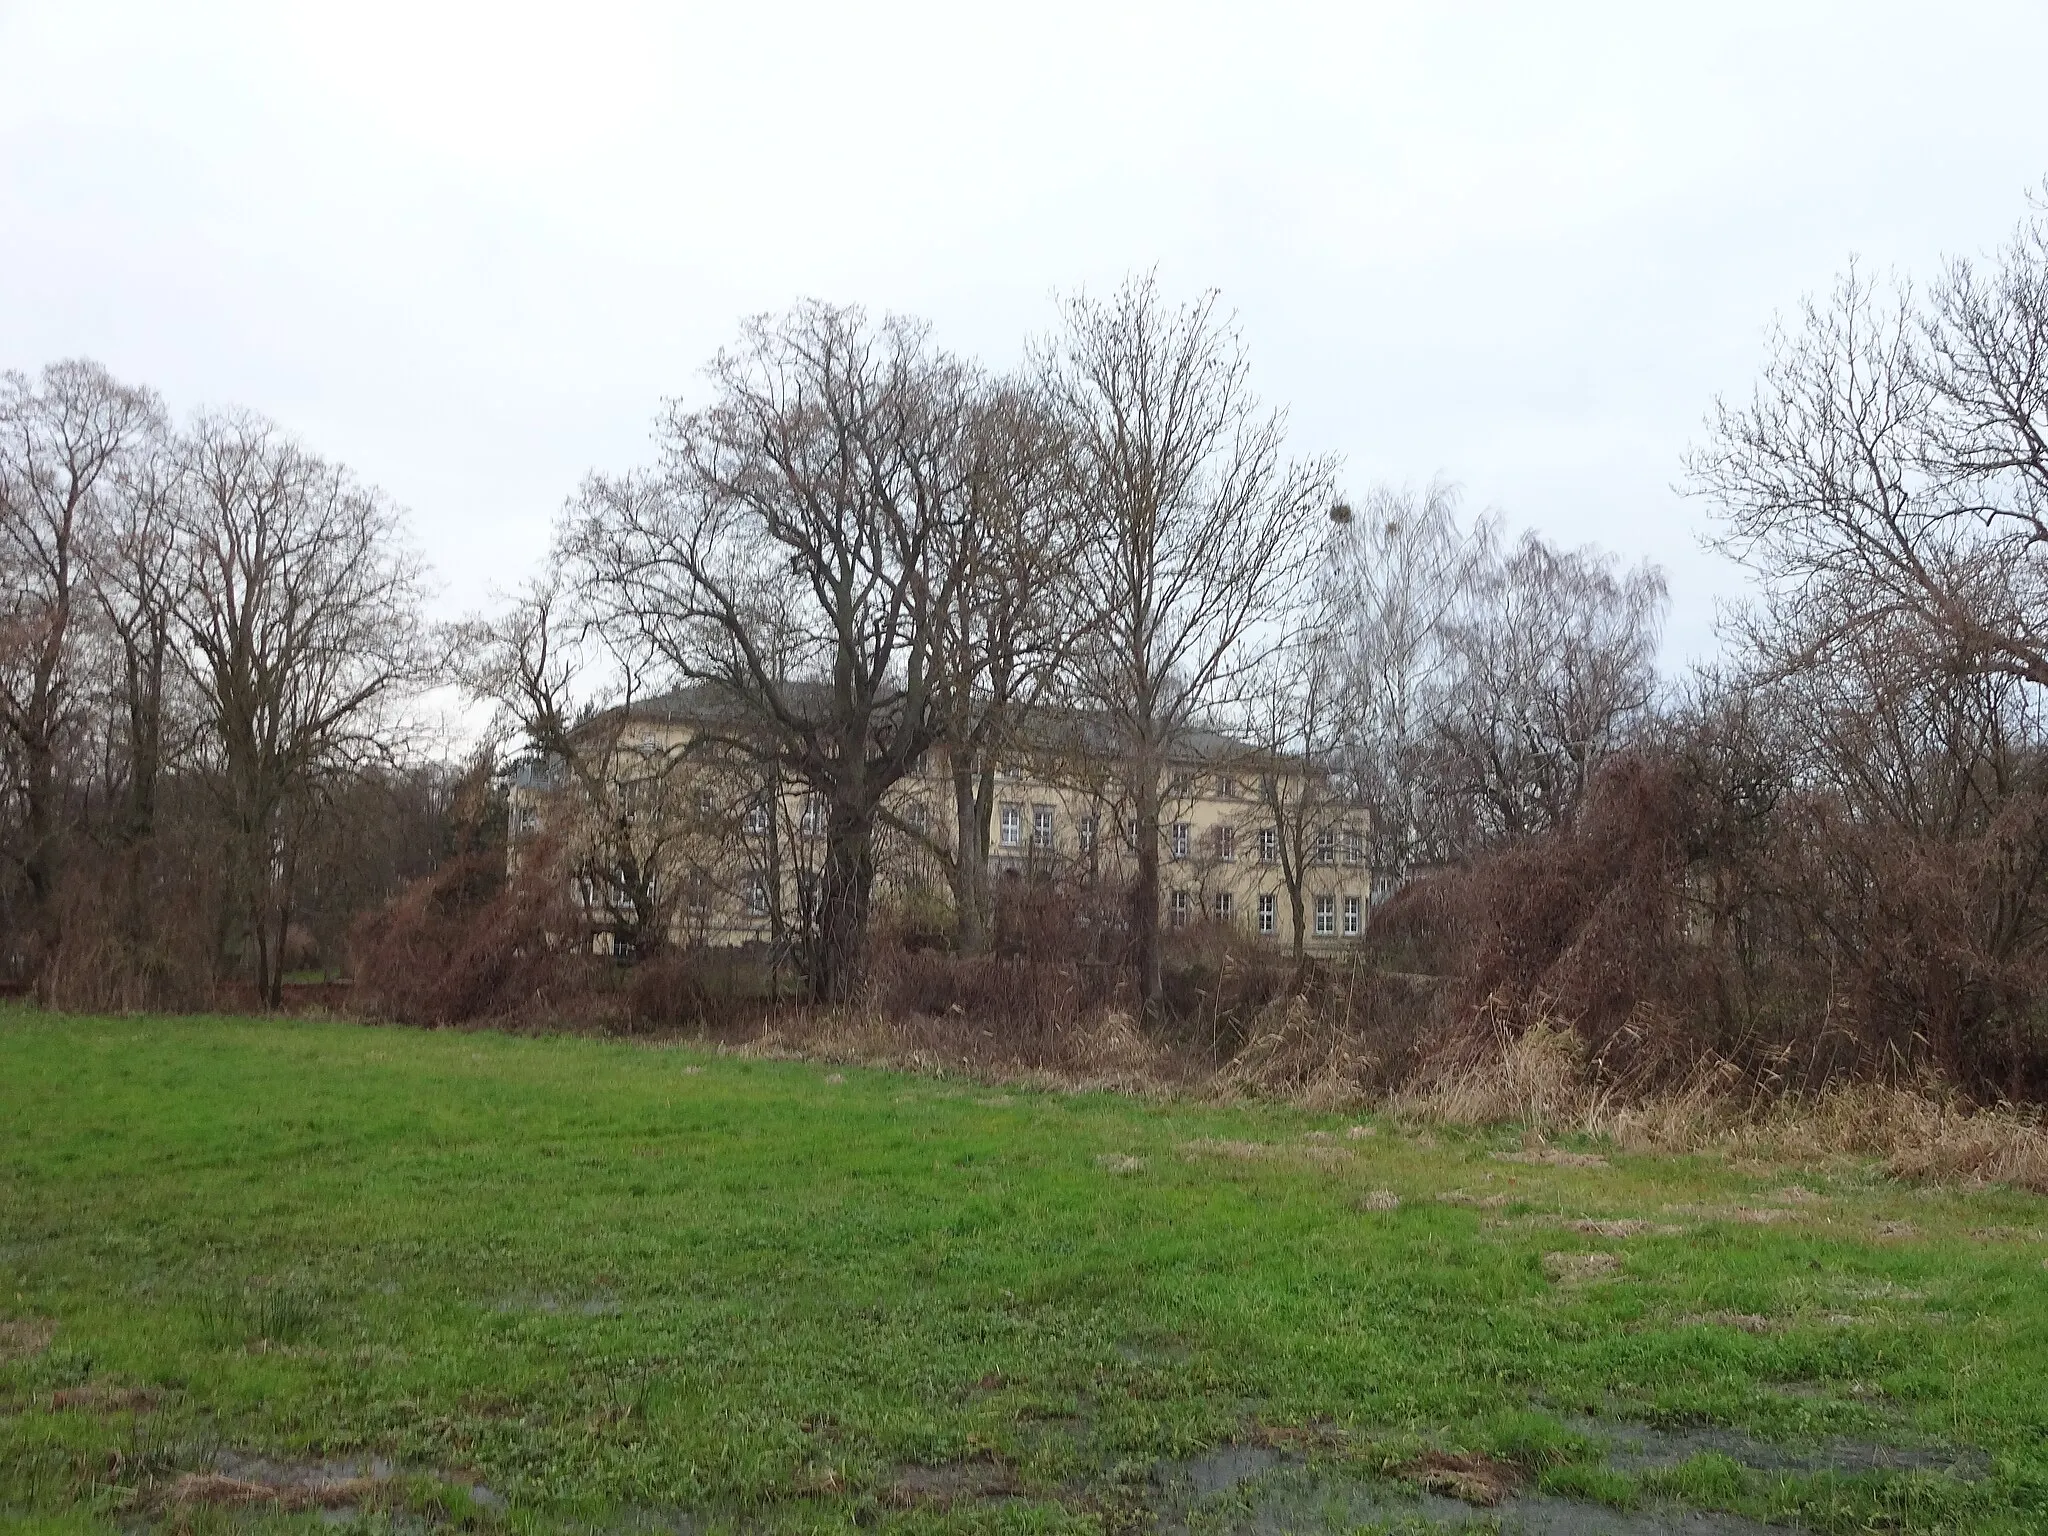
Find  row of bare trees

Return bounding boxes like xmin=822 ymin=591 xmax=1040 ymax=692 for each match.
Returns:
xmin=0 ymin=364 xmax=446 ymax=1006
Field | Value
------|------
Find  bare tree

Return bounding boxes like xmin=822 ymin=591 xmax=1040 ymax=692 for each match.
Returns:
xmin=1037 ymin=274 xmax=1333 ymax=1017
xmin=1320 ymin=480 xmax=1495 ymax=880
xmin=1437 ymin=532 xmax=1667 ymax=843
xmin=1242 ymin=633 xmax=1353 ymax=965
xmin=171 ymin=410 xmax=433 ymax=1006
xmin=1692 ymin=190 xmax=2048 ymax=692
xmin=565 ymin=302 xmax=980 ymax=1002
xmin=914 ymin=380 xmax=1087 ymax=954
xmin=457 ymin=580 xmax=731 ymax=957
xmin=0 ymin=361 xmax=162 ymax=972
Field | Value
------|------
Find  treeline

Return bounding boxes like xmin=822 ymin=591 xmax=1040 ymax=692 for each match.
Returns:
xmin=0 ymin=376 xmax=483 ymax=1008
xmin=9 ymin=187 xmax=2048 ymax=1103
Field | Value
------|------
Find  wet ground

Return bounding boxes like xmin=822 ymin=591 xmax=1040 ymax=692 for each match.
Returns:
xmin=1154 ymin=1413 xmax=1990 ymax=1535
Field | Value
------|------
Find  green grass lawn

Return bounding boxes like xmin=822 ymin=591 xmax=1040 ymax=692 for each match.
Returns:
xmin=3 ymin=1009 xmax=2046 ymax=1534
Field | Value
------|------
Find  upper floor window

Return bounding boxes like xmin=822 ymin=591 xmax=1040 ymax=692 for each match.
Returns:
xmin=1213 ymin=825 xmax=1236 ymax=862
xmin=1316 ymin=827 xmax=1336 ymax=864
xmin=999 ymin=803 xmax=1023 ymax=848
xmin=1078 ymin=813 xmax=1098 ymax=854
xmin=1170 ymin=770 xmax=1192 ymax=796
xmin=1170 ymin=821 xmax=1191 ymax=859
xmin=1344 ymin=828 xmax=1365 ymax=865
xmin=746 ymin=803 xmax=769 ymax=836
xmin=1214 ymin=891 xmax=1235 ymax=923
xmin=1218 ymin=776 xmax=1237 ymax=799
xmin=747 ymin=878 xmax=770 ymax=916
xmin=1032 ymin=804 xmax=1055 ymax=851
xmin=1258 ymin=827 xmax=1278 ymax=864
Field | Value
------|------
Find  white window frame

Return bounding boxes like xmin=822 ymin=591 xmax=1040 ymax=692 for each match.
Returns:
xmin=1344 ymin=828 xmax=1365 ymax=865
xmin=1259 ymin=827 xmax=1278 ymax=864
xmin=1171 ymin=821 xmax=1191 ymax=860
xmin=1316 ymin=827 xmax=1336 ymax=864
xmin=1257 ymin=892 xmax=1276 ymax=934
xmin=1315 ymin=894 xmax=1336 ymax=936
xmin=1170 ymin=888 xmax=1190 ymax=927
xmin=999 ymin=803 xmax=1022 ymax=849
xmin=1214 ymin=891 xmax=1234 ymax=923
xmin=1343 ymin=894 xmax=1361 ymax=937
xmin=1078 ymin=813 xmax=1098 ymax=854
xmin=1032 ymin=804 xmax=1055 ymax=851
xmin=1214 ymin=825 xmax=1236 ymax=862
xmin=747 ymin=878 xmax=770 ymax=917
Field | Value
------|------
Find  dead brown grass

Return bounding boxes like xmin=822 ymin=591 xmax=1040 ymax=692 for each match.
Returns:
xmin=0 ymin=1317 xmax=55 ymax=1361
xmin=1397 ymin=1449 xmax=1521 ymax=1507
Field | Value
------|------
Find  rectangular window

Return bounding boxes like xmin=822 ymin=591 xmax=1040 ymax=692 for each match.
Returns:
xmin=1218 ymin=776 xmax=1236 ymax=799
xmin=1213 ymin=825 xmax=1236 ymax=862
xmin=1344 ymin=828 xmax=1365 ymax=865
xmin=1259 ymin=827 xmax=1278 ymax=864
xmin=800 ymin=795 xmax=824 ymax=835
xmin=1032 ymin=804 xmax=1055 ymax=851
xmin=1343 ymin=894 xmax=1361 ymax=937
xmin=1170 ymin=889 xmax=1190 ymax=927
xmin=1257 ymin=892 xmax=1276 ymax=934
xmin=906 ymin=799 xmax=930 ymax=830
xmin=1078 ymin=813 xmax=1098 ymax=854
xmin=1316 ymin=827 xmax=1336 ymax=864
xmin=999 ymin=803 xmax=1022 ymax=848
xmin=1170 ymin=770 xmax=1192 ymax=796
xmin=1315 ymin=894 xmax=1336 ymax=936
xmin=1214 ymin=891 xmax=1234 ymax=923
xmin=747 ymin=878 xmax=770 ymax=916
xmin=1171 ymin=821 xmax=1191 ymax=859
xmin=746 ymin=803 xmax=769 ymax=836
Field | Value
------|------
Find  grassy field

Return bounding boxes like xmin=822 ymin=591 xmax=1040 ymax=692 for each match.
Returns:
xmin=2 ymin=1010 xmax=2046 ymax=1534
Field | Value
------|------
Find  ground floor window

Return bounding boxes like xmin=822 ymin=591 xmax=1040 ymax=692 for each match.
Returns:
xmin=1257 ymin=892 xmax=1276 ymax=934
xmin=1315 ymin=893 xmax=1336 ymax=936
xmin=1170 ymin=888 xmax=1190 ymax=927
xmin=1343 ymin=894 xmax=1361 ymax=936
xmin=1214 ymin=891 xmax=1234 ymax=922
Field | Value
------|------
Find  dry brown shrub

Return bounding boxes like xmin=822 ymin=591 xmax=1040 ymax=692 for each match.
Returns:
xmin=349 ymin=844 xmax=589 ymax=1027
xmin=1389 ymin=1019 xmax=1591 ymax=1130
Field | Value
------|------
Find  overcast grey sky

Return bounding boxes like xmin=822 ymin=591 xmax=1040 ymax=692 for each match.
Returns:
xmin=5 ymin=1 xmax=2046 ymax=665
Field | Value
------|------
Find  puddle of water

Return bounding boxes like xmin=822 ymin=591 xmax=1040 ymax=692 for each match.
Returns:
xmin=1158 ymin=1457 xmax=1782 ymax=1535
xmin=1561 ymin=1415 xmax=1989 ymax=1480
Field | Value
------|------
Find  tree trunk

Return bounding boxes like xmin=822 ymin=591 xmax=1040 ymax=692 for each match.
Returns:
xmin=1132 ymin=756 xmax=1163 ymax=1021
xmin=951 ymin=765 xmax=989 ymax=955
xmin=813 ymin=804 xmax=876 ymax=1004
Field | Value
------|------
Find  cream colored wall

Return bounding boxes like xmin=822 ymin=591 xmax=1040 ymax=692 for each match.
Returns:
xmin=508 ymin=719 xmax=1372 ymax=952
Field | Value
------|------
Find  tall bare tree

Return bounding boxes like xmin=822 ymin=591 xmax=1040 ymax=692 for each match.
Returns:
xmin=0 ymin=361 xmax=162 ymax=971
xmin=1037 ymin=274 xmax=1333 ymax=1016
xmin=916 ymin=381 xmax=1087 ymax=954
xmin=171 ymin=411 xmax=432 ymax=1006
xmin=566 ymin=302 xmax=980 ymax=1002
xmin=1437 ymin=532 xmax=1666 ymax=843
xmin=1320 ymin=480 xmax=1495 ymax=880
xmin=1692 ymin=189 xmax=2048 ymax=692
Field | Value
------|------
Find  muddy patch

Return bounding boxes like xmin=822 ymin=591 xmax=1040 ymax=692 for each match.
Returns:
xmin=885 ymin=1457 xmax=1018 ymax=1508
xmin=50 ymin=1380 xmax=161 ymax=1413
xmin=161 ymin=1450 xmax=504 ymax=1520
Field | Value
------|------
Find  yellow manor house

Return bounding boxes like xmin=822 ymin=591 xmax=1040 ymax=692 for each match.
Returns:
xmin=509 ymin=685 xmax=1374 ymax=955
